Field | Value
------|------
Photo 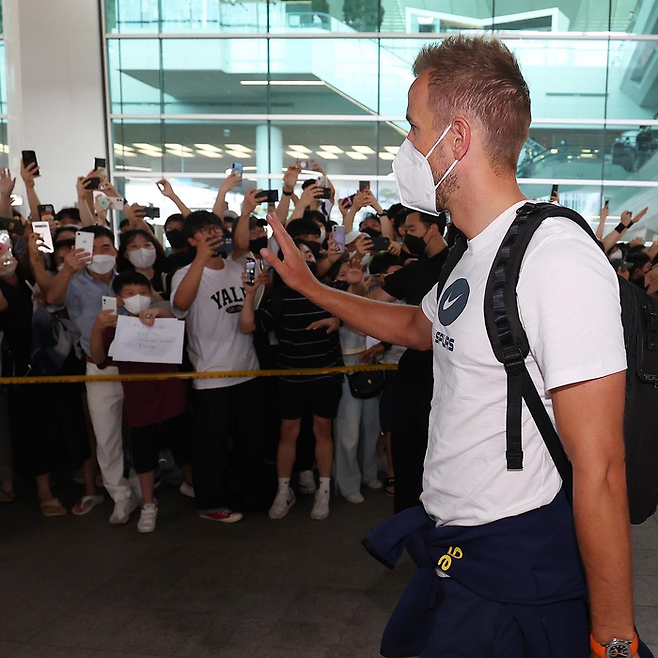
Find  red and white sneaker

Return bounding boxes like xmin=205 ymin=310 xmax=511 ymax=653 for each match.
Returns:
xmin=198 ymin=508 xmax=243 ymax=523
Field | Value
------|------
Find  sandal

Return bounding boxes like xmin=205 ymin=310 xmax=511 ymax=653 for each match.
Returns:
xmin=384 ymin=478 xmax=395 ymax=497
xmin=39 ymin=498 xmax=67 ymax=517
xmin=0 ymin=488 xmax=15 ymax=503
xmin=72 ymin=494 xmax=105 ymax=516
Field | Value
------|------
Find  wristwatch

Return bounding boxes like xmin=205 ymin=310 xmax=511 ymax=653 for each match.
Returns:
xmin=282 ymin=188 xmax=293 ymax=196
xmin=590 ymin=633 xmax=638 ymax=658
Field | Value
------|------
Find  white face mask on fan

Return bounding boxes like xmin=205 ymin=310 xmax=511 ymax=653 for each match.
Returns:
xmin=392 ymin=123 xmax=458 ymax=216
xmin=88 ymin=254 xmax=116 ymax=275
xmin=127 ymin=247 xmax=156 ymax=269
xmin=122 ymin=294 xmax=152 ymax=315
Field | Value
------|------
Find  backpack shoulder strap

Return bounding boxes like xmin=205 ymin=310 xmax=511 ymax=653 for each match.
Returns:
xmin=484 ymin=202 xmax=597 ymax=493
xmin=436 ymin=231 xmax=468 ymax=303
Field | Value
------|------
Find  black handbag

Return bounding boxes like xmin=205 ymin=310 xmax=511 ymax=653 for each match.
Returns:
xmin=347 ymin=370 xmax=385 ymax=399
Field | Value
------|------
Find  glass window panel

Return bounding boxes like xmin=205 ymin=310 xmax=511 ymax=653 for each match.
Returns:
xmin=607 ymin=40 xmax=658 ymax=121
xmin=160 ymin=39 xmax=268 ymax=114
xmin=601 ymin=185 xmax=658 ymax=241
xmin=0 ymin=120 xmax=8 ymax=170
xmin=107 ymin=39 xmax=162 ymax=114
xmin=105 ymin=0 xmax=160 ymax=35
xmin=603 ymin=125 xmax=658 ymax=183
xmin=268 ymin=38 xmax=379 ymax=115
xmin=0 ymin=41 xmax=6 ymax=115
xmin=518 ymin=125 xmax=607 ymax=182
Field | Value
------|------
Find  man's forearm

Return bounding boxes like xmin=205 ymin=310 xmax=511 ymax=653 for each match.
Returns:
xmin=0 ymin=194 xmax=12 ymax=219
xmin=78 ymin=195 xmax=96 ymax=227
xmin=602 ymin=224 xmax=630 ymax=252
xmin=233 ymin=211 xmax=250 ymax=252
xmin=46 ymin=269 xmax=75 ymax=305
xmin=301 ymin=280 xmax=430 ymax=350
xmin=573 ymin=464 xmax=635 ymax=644
xmin=172 ymin=261 xmax=204 ymax=312
xmin=239 ymin=293 xmax=257 ymax=333
xmin=170 ymin=193 xmax=191 ymax=218
xmin=212 ymin=190 xmax=227 ymax=219
xmin=26 ymin=186 xmax=41 ymax=222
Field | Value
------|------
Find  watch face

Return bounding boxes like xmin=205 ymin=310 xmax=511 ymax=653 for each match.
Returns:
xmin=606 ymin=642 xmax=632 ymax=658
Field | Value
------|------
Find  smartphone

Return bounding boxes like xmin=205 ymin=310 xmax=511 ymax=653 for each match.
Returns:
xmin=38 ymin=204 xmax=55 ymax=223
xmin=319 ymin=187 xmax=331 ymax=199
xmin=75 ymin=230 xmax=94 ymax=255
xmin=0 ymin=216 xmax=25 ymax=236
xmin=213 ymin=236 xmax=234 ymax=255
xmin=142 ymin=206 xmax=161 ymax=218
xmin=245 ymin=257 xmax=256 ymax=285
xmin=551 ymin=184 xmax=559 ymax=197
xmin=346 ymin=193 xmax=355 ymax=208
xmin=298 ymin=159 xmax=316 ymax=170
xmin=604 ymin=199 xmax=610 ymax=208
xmin=231 ymin=162 xmax=243 ymax=187
xmin=370 ymin=236 xmax=391 ymax=251
xmin=102 ymin=296 xmax=117 ymax=313
xmin=22 ymin=150 xmax=40 ymax=176
xmin=332 ymin=225 xmax=345 ymax=254
xmin=32 ymin=221 xmax=54 ymax=254
xmin=257 ymin=190 xmax=279 ymax=204
xmin=94 ymin=157 xmax=106 ymax=171
xmin=85 ymin=177 xmax=102 ymax=191
xmin=359 ymin=180 xmax=371 ymax=191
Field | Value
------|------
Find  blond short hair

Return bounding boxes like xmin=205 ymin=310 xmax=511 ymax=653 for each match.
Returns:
xmin=413 ymin=36 xmax=531 ymax=174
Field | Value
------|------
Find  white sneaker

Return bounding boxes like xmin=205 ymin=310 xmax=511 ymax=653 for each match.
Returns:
xmin=365 ymin=479 xmax=384 ymax=490
xmin=179 ymin=482 xmax=195 ymax=498
xmin=269 ymin=487 xmax=296 ymax=520
xmin=109 ymin=496 xmax=138 ymax=525
xmin=137 ymin=503 xmax=158 ymax=533
xmin=298 ymin=470 xmax=317 ymax=495
xmin=345 ymin=492 xmax=365 ymax=504
xmin=311 ymin=490 xmax=330 ymax=521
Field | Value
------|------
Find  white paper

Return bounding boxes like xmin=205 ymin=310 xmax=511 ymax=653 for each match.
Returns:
xmin=365 ymin=335 xmax=381 ymax=351
xmin=108 ymin=316 xmax=185 ymax=364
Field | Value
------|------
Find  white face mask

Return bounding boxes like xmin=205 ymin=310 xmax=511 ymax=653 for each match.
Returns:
xmin=392 ymin=123 xmax=458 ymax=216
xmin=122 ymin=294 xmax=152 ymax=315
xmin=319 ymin=227 xmax=326 ymax=243
xmin=88 ymin=254 xmax=116 ymax=275
xmin=127 ymin=247 xmax=156 ymax=269
xmin=56 ymin=263 xmax=65 ymax=272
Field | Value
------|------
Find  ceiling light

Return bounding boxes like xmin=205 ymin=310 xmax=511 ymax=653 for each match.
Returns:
xmin=316 ymin=151 xmax=339 ymax=160
xmin=225 ymin=144 xmax=253 ymax=153
xmin=352 ymin=146 xmax=375 ymax=155
xmin=244 ymin=166 xmax=257 ymax=171
xmin=240 ymin=80 xmax=325 ymax=86
xmin=226 ymin=150 xmax=252 ymax=159
xmin=286 ymin=150 xmax=311 ymax=159
xmin=319 ymin=145 xmax=343 ymax=154
xmin=196 ymin=150 xmax=223 ymax=158
xmin=379 ymin=152 xmax=395 ymax=160
xmin=194 ymin=143 xmax=222 ymax=152
xmin=289 ymin=145 xmax=311 ymax=153
xmin=346 ymin=151 xmax=368 ymax=160
xmin=164 ymin=143 xmax=193 ymax=153
xmin=384 ymin=146 xmax=400 ymax=154
xmin=115 ymin=164 xmax=153 ymax=171
xmin=133 ymin=143 xmax=156 ymax=150
xmin=417 ymin=16 xmax=435 ymax=25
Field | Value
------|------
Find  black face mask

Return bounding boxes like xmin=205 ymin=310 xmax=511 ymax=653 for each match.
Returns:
xmin=249 ymin=237 xmax=268 ymax=253
xmin=361 ymin=226 xmax=381 ymax=239
xmin=166 ymin=229 xmax=187 ymax=250
xmin=307 ymin=262 xmax=319 ymax=278
xmin=404 ymin=232 xmax=427 ymax=256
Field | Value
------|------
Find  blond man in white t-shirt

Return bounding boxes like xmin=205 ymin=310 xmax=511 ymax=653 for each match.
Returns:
xmin=258 ymin=36 xmax=649 ymax=658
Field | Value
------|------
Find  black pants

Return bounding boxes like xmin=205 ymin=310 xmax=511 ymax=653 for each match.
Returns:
xmin=192 ymin=378 xmax=274 ymax=512
xmin=130 ymin=411 xmax=191 ymax=474
xmin=390 ymin=350 xmax=433 ymax=513
xmin=9 ymin=381 xmax=90 ymax=478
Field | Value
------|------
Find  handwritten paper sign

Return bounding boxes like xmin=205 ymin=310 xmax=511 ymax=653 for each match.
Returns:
xmin=108 ymin=316 xmax=185 ymax=364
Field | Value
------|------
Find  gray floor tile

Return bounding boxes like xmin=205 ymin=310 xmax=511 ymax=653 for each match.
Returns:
xmin=636 ymin=606 xmax=658 ymax=645
xmin=30 ymin=605 xmax=135 ymax=650
xmin=632 ymin=522 xmax=658 ymax=550
xmin=10 ymin=647 xmax=94 ymax=658
xmin=0 ymin=641 xmax=21 ymax=658
xmin=253 ymin=620 xmax=346 ymax=657
xmin=174 ymin=616 xmax=276 ymax=658
xmin=635 ymin=548 xmax=658 ymax=576
xmin=103 ymin=609 xmax=210 ymax=656
xmin=635 ymin=575 xmax=658 ymax=607
xmin=281 ymin=586 xmax=366 ymax=624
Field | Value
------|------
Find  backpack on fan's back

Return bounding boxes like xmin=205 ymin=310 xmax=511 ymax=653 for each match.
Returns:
xmin=435 ymin=202 xmax=658 ymax=524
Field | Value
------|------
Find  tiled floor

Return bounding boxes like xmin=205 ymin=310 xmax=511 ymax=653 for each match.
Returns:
xmin=1 ymin=481 xmax=656 ymax=657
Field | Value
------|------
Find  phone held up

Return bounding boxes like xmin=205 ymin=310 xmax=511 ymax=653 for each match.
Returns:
xmin=75 ymin=230 xmax=94 ymax=255
xmin=0 ymin=216 xmax=25 ymax=236
xmin=550 ymin=184 xmax=559 ymax=198
xmin=332 ymin=225 xmax=345 ymax=254
xmin=32 ymin=220 xmax=54 ymax=254
xmin=22 ymin=150 xmax=40 ymax=176
xmin=102 ymin=296 xmax=118 ymax=314
xmin=245 ymin=257 xmax=256 ymax=285
xmin=231 ymin=162 xmax=243 ymax=187
xmin=257 ymin=190 xmax=279 ymax=204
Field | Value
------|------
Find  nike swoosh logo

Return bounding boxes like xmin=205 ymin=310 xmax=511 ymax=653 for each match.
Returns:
xmin=443 ymin=292 xmax=464 ymax=311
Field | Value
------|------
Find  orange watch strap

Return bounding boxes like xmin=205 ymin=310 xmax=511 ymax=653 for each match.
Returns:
xmin=590 ymin=632 xmax=639 ymax=657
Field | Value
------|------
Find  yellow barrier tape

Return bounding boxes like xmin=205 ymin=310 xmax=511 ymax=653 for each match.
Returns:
xmin=0 ymin=363 xmax=398 ymax=386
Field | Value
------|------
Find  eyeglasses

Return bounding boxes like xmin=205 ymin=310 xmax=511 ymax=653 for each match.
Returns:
xmin=194 ymin=226 xmax=223 ymax=238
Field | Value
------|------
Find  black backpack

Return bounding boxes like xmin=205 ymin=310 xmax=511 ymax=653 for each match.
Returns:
xmin=435 ymin=202 xmax=658 ymax=524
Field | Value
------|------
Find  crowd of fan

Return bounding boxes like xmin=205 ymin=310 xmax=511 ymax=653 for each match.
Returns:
xmin=0 ymin=159 xmax=651 ymax=533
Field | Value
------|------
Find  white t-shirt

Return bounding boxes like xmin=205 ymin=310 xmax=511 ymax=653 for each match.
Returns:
xmin=420 ymin=200 xmax=626 ymax=527
xmin=171 ymin=257 xmax=260 ymax=390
